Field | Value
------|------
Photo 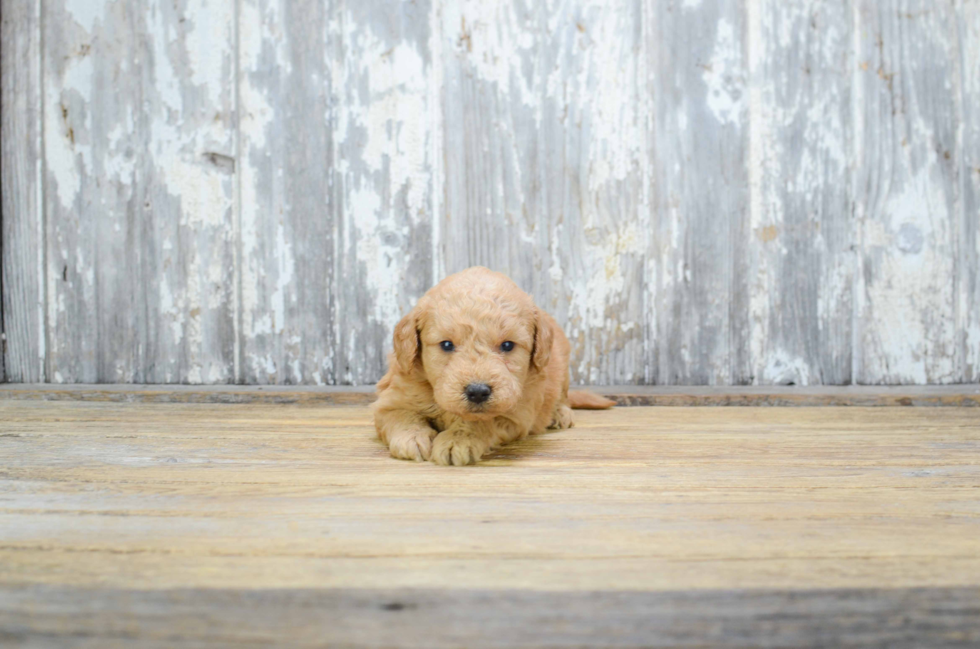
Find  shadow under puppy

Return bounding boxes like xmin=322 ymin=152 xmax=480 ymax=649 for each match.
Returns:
xmin=373 ymin=267 xmax=614 ymax=466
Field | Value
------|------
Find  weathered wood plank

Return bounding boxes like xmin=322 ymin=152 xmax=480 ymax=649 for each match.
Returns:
xmin=648 ymin=0 xmax=751 ymax=385
xmin=1 ymin=383 xmax=979 ymax=406
xmin=238 ymin=0 xmax=337 ymax=385
xmin=438 ymin=0 xmax=538 ymax=287
xmin=333 ymin=0 xmax=438 ymax=384
xmin=43 ymin=0 xmax=237 ymax=383
xmin=853 ymin=1 xmax=961 ymax=384
xmin=1 ymin=398 xmax=979 ymax=649
xmin=961 ymin=2 xmax=980 ymax=383
xmin=1 ymin=404 xmax=979 ymax=590
xmin=140 ymin=0 xmax=239 ymax=384
xmin=5 ymin=0 xmax=980 ymax=388
xmin=0 ymin=383 xmax=378 ymax=405
xmin=43 ymin=0 xmax=134 ymax=383
xmin=441 ymin=0 xmax=647 ymax=385
xmin=2 ymin=584 xmax=978 ymax=648
xmin=1 ymin=0 xmax=44 ymax=382
xmin=747 ymin=0 xmax=853 ymax=385
xmin=593 ymin=383 xmax=980 ymax=407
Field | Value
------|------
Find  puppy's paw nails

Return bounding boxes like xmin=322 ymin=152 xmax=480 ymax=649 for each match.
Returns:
xmin=387 ymin=428 xmax=435 ymax=462
xmin=430 ymin=431 xmax=486 ymax=466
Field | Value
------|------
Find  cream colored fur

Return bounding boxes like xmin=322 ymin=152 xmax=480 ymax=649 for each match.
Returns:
xmin=373 ymin=267 xmax=611 ymax=466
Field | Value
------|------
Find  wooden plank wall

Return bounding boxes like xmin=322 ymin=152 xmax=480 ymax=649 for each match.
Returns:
xmin=1 ymin=0 xmax=45 ymax=383
xmin=1 ymin=0 xmax=977 ymax=386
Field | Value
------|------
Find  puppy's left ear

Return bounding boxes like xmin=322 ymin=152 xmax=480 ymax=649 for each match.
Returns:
xmin=393 ymin=304 xmax=423 ymax=374
xmin=530 ymin=309 xmax=553 ymax=371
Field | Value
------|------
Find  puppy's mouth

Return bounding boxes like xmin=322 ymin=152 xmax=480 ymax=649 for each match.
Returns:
xmin=452 ymin=397 xmax=500 ymax=420
xmin=459 ymin=401 xmax=497 ymax=419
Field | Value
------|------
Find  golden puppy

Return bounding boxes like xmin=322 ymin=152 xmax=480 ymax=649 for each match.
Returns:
xmin=372 ymin=267 xmax=614 ymax=466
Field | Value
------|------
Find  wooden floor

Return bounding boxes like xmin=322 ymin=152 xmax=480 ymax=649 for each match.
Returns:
xmin=1 ymin=400 xmax=979 ymax=647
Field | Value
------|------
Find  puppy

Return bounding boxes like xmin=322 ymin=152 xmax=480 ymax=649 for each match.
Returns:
xmin=372 ymin=267 xmax=614 ymax=466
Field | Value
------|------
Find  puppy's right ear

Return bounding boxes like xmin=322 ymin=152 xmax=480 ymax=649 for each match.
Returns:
xmin=393 ymin=304 xmax=423 ymax=373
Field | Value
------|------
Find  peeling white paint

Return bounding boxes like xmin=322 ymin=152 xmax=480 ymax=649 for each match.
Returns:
xmin=442 ymin=1 xmax=538 ymax=109
xmin=45 ymin=56 xmax=92 ymax=211
xmin=340 ymin=12 xmax=433 ymax=333
xmin=185 ymin=2 xmax=232 ymax=97
xmin=850 ymin=2 xmax=962 ymax=385
xmin=745 ymin=1 xmax=855 ymax=385
xmin=761 ymin=349 xmax=813 ymax=385
xmin=22 ymin=0 xmax=977 ymax=386
xmin=568 ymin=222 xmax=642 ymax=335
xmin=862 ymin=166 xmax=956 ymax=383
xmin=238 ymin=0 xmax=281 ymax=354
xmin=962 ymin=7 xmax=980 ymax=381
xmin=554 ymin=2 xmax=643 ymax=192
xmin=703 ymin=18 xmax=746 ymax=126
xmin=747 ymin=0 xmax=768 ymax=384
xmin=270 ymin=222 xmax=294 ymax=334
xmin=159 ymin=278 xmax=184 ymax=345
xmin=64 ymin=0 xmax=102 ymax=33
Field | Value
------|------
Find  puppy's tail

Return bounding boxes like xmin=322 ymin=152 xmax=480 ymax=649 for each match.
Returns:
xmin=568 ymin=390 xmax=616 ymax=410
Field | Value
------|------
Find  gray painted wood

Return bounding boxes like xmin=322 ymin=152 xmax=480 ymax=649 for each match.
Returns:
xmin=648 ymin=0 xmax=751 ymax=385
xmin=2 ymin=0 xmax=979 ymax=385
xmin=3 ymin=584 xmax=979 ymax=648
xmin=746 ymin=0 xmax=853 ymax=385
xmin=238 ymin=0 xmax=338 ymax=385
xmin=961 ymin=3 xmax=980 ymax=384
xmin=43 ymin=0 xmax=237 ymax=383
xmin=334 ymin=0 xmax=437 ymax=385
xmin=239 ymin=0 xmax=436 ymax=386
xmin=441 ymin=0 xmax=647 ymax=385
xmin=439 ymin=0 xmax=540 ymax=301
xmin=1 ymin=0 xmax=44 ymax=382
xmin=853 ymin=0 xmax=961 ymax=384
xmin=2 ymin=383 xmax=978 ymax=408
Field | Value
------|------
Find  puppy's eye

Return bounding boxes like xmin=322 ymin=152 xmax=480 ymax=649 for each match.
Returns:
xmin=439 ymin=341 xmax=455 ymax=352
xmin=500 ymin=341 xmax=515 ymax=352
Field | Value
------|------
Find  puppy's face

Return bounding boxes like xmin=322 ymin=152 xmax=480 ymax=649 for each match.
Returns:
xmin=419 ymin=304 xmax=534 ymax=420
xmin=392 ymin=270 xmax=553 ymax=420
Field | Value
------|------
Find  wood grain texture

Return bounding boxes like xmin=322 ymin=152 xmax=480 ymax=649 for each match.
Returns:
xmin=238 ymin=0 xmax=337 ymax=385
xmin=441 ymin=0 xmax=647 ymax=385
xmin=43 ymin=0 xmax=237 ymax=383
xmin=334 ymin=0 xmax=438 ymax=385
xmin=648 ymin=0 xmax=751 ymax=385
xmin=4 ymin=1 xmax=980 ymax=386
xmin=1 ymin=401 xmax=979 ymax=645
xmin=961 ymin=1 xmax=980 ymax=383
xmin=2 ymin=383 xmax=979 ymax=407
xmin=1 ymin=0 xmax=44 ymax=382
xmin=852 ymin=0 xmax=961 ymax=384
xmin=239 ymin=0 xmax=437 ymax=386
xmin=747 ymin=0 xmax=853 ymax=385
xmin=3 ymin=585 xmax=979 ymax=648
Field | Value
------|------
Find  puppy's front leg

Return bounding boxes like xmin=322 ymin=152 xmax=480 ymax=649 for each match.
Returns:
xmin=375 ymin=409 xmax=438 ymax=462
xmin=430 ymin=418 xmax=526 ymax=466
xmin=430 ymin=421 xmax=489 ymax=466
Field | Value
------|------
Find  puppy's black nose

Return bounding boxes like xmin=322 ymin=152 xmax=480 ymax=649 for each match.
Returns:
xmin=464 ymin=383 xmax=492 ymax=404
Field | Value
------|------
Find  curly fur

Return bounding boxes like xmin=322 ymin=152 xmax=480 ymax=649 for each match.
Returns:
xmin=373 ymin=267 xmax=612 ymax=466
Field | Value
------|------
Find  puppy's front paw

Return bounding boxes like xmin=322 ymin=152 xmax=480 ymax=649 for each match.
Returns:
xmin=547 ymin=404 xmax=574 ymax=430
xmin=430 ymin=429 xmax=489 ymax=466
xmin=387 ymin=427 xmax=437 ymax=462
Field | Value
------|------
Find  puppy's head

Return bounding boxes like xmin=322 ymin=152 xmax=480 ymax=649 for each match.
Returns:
xmin=392 ymin=268 xmax=552 ymax=420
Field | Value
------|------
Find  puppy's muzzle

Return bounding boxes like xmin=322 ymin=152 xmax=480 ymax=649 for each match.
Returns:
xmin=464 ymin=383 xmax=492 ymax=404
